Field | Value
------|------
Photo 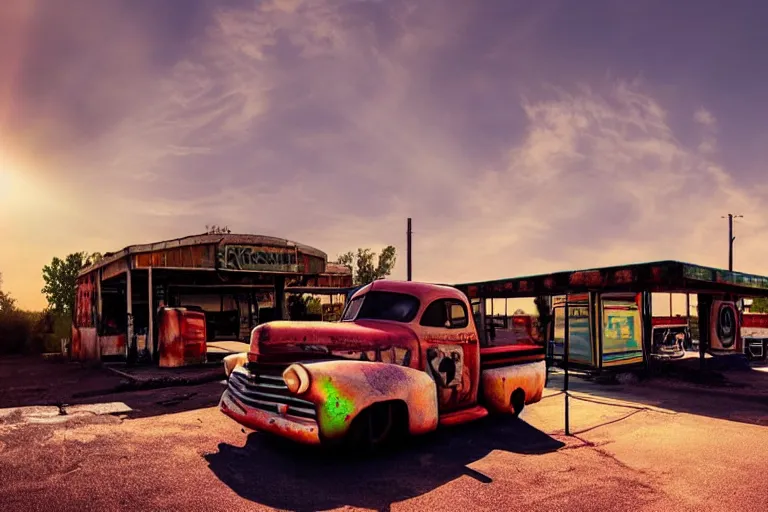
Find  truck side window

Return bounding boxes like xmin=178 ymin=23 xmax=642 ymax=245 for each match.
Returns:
xmin=420 ymin=299 xmax=469 ymax=329
xmin=449 ymin=303 xmax=468 ymax=328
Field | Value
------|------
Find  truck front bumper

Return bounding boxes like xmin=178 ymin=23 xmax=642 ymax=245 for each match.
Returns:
xmin=219 ymin=366 xmax=322 ymax=445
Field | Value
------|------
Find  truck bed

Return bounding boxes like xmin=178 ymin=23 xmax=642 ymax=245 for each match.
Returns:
xmin=479 ymin=343 xmax=545 ymax=369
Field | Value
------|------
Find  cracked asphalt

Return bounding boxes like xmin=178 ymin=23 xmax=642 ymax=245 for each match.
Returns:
xmin=1 ymin=359 xmax=767 ymax=511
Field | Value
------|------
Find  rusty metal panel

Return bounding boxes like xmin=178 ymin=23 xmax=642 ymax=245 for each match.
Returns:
xmin=102 ymin=258 xmax=128 ymax=280
xmin=75 ymin=275 xmax=95 ymax=328
xmin=481 ymin=360 xmax=546 ymax=413
xmin=133 ymin=245 xmax=216 ymax=269
xmin=99 ymin=334 xmax=126 ymax=356
xmin=79 ymin=327 xmax=99 ymax=361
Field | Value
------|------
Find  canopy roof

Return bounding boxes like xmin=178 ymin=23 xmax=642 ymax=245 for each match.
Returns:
xmin=456 ymin=260 xmax=768 ymax=299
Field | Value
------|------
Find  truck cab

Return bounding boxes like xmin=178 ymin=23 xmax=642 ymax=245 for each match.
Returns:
xmin=219 ymin=280 xmax=546 ymax=449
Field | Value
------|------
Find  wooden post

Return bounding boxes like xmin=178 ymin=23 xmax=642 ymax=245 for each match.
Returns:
xmin=147 ymin=267 xmax=154 ymax=360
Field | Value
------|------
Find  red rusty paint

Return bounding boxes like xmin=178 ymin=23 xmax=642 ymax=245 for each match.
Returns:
xmin=222 ymin=280 xmax=547 ymax=448
xmin=543 ymin=277 xmax=556 ymax=289
xmin=743 ymin=314 xmax=768 ymax=329
xmin=220 ymin=390 xmax=321 ymax=445
xmin=650 ymin=266 xmax=664 ymax=283
xmin=613 ymin=269 xmax=634 ymax=285
xmin=438 ymin=405 xmax=489 ymax=427
xmin=300 ymin=360 xmax=440 ymax=441
xmin=481 ymin=360 xmax=546 ymax=413
xmin=74 ymin=276 xmax=95 ymax=328
xmin=158 ymin=308 xmax=207 ymax=367
xmin=652 ymin=316 xmax=688 ymax=327
xmin=99 ymin=334 xmax=127 ymax=357
xmin=71 ymin=324 xmax=81 ymax=359
xmin=79 ymin=328 xmax=98 ymax=361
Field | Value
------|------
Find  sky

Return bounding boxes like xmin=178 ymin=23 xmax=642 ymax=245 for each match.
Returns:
xmin=2 ymin=0 xmax=768 ymax=311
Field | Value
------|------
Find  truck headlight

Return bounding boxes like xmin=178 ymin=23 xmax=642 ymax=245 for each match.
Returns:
xmin=283 ymin=364 xmax=310 ymax=394
xmin=223 ymin=353 xmax=248 ymax=378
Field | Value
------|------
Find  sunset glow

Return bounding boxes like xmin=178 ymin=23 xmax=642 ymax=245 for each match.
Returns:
xmin=1 ymin=0 xmax=768 ymax=311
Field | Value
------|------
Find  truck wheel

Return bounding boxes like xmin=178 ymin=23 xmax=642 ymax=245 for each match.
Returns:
xmin=511 ymin=388 xmax=525 ymax=418
xmin=345 ymin=402 xmax=395 ymax=453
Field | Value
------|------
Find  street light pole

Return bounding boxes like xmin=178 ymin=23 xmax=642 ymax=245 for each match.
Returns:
xmin=722 ymin=214 xmax=743 ymax=271
xmin=407 ymin=218 xmax=412 ymax=281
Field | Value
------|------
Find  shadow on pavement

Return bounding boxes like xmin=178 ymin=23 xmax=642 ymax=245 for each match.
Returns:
xmin=547 ymin=369 xmax=768 ymax=427
xmin=205 ymin=416 xmax=564 ymax=512
xmin=0 ymin=356 xmax=225 ymax=420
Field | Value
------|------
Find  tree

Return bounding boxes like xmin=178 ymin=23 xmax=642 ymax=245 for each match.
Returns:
xmin=751 ymin=297 xmax=768 ymax=313
xmin=287 ymin=294 xmax=322 ymax=320
xmin=335 ymin=246 xmax=397 ymax=286
xmin=0 ymin=273 xmax=16 ymax=314
xmin=41 ymin=252 xmax=100 ymax=315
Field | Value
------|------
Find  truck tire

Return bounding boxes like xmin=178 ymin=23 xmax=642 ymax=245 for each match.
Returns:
xmin=511 ymin=388 xmax=525 ymax=418
xmin=344 ymin=402 xmax=403 ymax=454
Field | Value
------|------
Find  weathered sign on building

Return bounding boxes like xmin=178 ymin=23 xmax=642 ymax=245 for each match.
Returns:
xmin=218 ymin=245 xmax=299 ymax=272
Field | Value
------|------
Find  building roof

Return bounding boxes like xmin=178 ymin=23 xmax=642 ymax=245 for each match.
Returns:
xmin=456 ymin=260 xmax=768 ymax=299
xmin=79 ymin=233 xmax=328 ymax=277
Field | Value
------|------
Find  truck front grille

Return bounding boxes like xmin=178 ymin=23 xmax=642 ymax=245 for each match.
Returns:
xmin=227 ymin=364 xmax=317 ymax=420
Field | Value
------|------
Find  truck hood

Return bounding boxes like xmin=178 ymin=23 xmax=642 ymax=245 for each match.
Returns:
xmin=249 ymin=320 xmax=421 ymax=366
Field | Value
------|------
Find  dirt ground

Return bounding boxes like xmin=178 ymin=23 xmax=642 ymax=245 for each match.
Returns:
xmin=0 ymin=356 xmax=767 ymax=511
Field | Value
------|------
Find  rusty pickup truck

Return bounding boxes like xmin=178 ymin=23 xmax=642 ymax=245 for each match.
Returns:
xmin=219 ymin=280 xmax=546 ymax=449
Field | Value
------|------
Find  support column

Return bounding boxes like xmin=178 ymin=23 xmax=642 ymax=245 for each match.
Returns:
xmin=274 ymin=276 xmax=286 ymax=321
xmin=685 ymin=293 xmax=691 ymax=350
xmin=126 ymin=267 xmax=134 ymax=362
xmin=147 ymin=268 xmax=154 ymax=360
xmin=564 ymin=295 xmax=571 ymax=436
xmin=478 ymin=299 xmax=487 ymax=345
xmin=96 ymin=270 xmax=103 ymax=360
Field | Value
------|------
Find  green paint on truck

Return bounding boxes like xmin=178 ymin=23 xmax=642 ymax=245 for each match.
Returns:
xmin=318 ymin=377 xmax=355 ymax=435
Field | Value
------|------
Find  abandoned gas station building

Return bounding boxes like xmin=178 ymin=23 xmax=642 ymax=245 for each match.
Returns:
xmin=71 ymin=234 xmax=352 ymax=366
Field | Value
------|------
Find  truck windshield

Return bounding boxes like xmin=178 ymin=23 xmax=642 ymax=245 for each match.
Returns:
xmin=341 ymin=291 xmax=420 ymax=323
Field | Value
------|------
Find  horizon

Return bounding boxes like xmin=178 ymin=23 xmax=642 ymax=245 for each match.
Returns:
xmin=2 ymin=0 xmax=768 ymax=311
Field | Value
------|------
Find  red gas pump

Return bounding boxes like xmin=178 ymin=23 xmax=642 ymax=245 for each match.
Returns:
xmin=158 ymin=307 xmax=207 ymax=367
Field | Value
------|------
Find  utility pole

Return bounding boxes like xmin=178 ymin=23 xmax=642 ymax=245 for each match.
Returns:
xmin=406 ymin=218 xmax=412 ymax=281
xmin=722 ymin=214 xmax=743 ymax=271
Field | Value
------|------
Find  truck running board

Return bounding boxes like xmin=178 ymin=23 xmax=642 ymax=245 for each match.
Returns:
xmin=438 ymin=405 xmax=489 ymax=427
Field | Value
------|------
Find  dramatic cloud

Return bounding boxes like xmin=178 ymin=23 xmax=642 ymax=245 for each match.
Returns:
xmin=2 ymin=0 xmax=768 ymax=309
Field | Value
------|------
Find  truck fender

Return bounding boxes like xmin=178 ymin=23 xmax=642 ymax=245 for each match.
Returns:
xmin=294 ymin=360 xmax=439 ymax=441
xmin=481 ymin=360 xmax=546 ymax=414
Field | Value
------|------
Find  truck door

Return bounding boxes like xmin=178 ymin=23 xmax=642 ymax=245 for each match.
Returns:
xmin=418 ymin=298 xmax=480 ymax=412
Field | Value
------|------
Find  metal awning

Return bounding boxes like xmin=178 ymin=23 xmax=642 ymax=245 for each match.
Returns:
xmin=456 ymin=260 xmax=768 ymax=299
